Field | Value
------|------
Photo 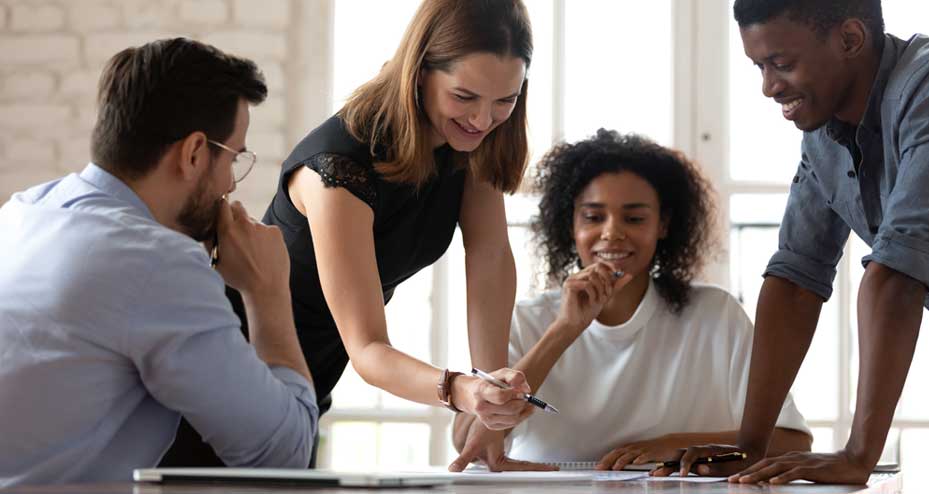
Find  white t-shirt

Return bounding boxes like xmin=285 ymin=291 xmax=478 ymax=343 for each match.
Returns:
xmin=506 ymin=281 xmax=810 ymax=463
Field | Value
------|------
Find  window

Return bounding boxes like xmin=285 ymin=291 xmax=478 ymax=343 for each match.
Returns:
xmin=319 ymin=0 xmax=929 ymax=471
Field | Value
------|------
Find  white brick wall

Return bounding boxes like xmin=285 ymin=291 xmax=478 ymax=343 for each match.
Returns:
xmin=0 ymin=0 xmax=332 ymax=213
xmin=234 ymin=0 xmax=290 ymax=29
xmin=10 ymin=4 xmax=66 ymax=32
xmin=67 ymin=3 xmax=121 ymax=32
xmin=179 ymin=0 xmax=230 ymax=26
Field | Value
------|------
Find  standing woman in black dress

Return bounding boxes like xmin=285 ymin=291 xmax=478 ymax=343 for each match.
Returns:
xmin=275 ymin=0 xmax=543 ymax=470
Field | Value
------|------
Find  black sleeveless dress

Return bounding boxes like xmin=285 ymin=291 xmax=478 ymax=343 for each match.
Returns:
xmin=161 ymin=115 xmax=467 ymax=467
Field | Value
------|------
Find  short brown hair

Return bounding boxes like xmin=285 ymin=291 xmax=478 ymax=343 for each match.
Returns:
xmin=340 ymin=0 xmax=532 ymax=193
xmin=91 ymin=37 xmax=267 ymax=180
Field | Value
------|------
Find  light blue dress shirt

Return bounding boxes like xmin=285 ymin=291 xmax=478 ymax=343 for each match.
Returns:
xmin=767 ymin=34 xmax=929 ymax=304
xmin=0 ymin=164 xmax=318 ymax=487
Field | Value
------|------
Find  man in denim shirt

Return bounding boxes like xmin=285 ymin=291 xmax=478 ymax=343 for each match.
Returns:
xmin=677 ymin=0 xmax=929 ymax=485
xmin=0 ymin=39 xmax=318 ymax=487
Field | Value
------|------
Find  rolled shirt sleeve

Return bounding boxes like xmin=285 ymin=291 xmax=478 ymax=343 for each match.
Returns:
xmin=864 ymin=77 xmax=929 ymax=289
xmin=129 ymin=244 xmax=318 ymax=468
xmin=765 ymin=145 xmax=851 ymax=301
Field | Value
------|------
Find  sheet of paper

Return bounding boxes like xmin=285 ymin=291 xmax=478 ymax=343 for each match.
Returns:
xmin=449 ymin=470 xmax=595 ymax=483
xmin=592 ymin=471 xmax=651 ymax=481
xmin=646 ymin=475 xmax=728 ymax=483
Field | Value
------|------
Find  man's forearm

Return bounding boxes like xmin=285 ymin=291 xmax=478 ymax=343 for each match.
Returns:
xmin=737 ymin=276 xmax=821 ymax=456
xmin=846 ymin=262 xmax=923 ymax=467
xmin=242 ymin=289 xmax=312 ymax=385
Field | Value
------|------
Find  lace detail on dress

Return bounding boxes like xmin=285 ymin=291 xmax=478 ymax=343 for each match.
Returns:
xmin=304 ymin=153 xmax=377 ymax=209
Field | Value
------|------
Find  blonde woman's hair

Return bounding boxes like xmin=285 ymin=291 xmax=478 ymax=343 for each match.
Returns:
xmin=339 ymin=0 xmax=532 ymax=193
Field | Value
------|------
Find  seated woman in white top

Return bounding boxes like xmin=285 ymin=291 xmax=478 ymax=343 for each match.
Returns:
xmin=451 ymin=129 xmax=812 ymax=473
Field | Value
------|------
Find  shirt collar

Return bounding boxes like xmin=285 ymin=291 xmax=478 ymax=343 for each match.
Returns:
xmin=587 ymin=279 xmax=659 ymax=340
xmin=79 ymin=163 xmax=155 ymax=220
xmin=826 ymin=34 xmax=903 ymax=141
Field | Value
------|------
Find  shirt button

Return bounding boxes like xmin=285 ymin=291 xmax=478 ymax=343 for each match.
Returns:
xmin=847 ymin=170 xmax=856 ymax=178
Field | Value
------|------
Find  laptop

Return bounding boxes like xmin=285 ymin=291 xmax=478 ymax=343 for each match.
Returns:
xmin=133 ymin=468 xmax=454 ymax=487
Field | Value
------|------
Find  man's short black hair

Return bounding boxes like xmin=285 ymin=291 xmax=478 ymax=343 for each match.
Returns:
xmin=734 ymin=0 xmax=884 ymax=51
xmin=91 ymin=37 xmax=267 ymax=180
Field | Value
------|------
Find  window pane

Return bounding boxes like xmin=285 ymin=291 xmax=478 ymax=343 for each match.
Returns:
xmin=848 ymin=237 xmax=929 ymax=421
xmin=330 ymin=422 xmax=378 ymax=470
xmin=884 ymin=4 xmax=929 ymax=40
xmin=444 ymin=230 xmax=470 ymax=374
xmin=332 ymin=0 xmax=422 ymax=111
xmin=524 ymin=0 xmax=555 ymax=169
xmin=379 ymin=423 xmax=431 ymax=469
xmin=727 ymin=0 xmax=802 ymax=183
xmin=810 ymin=427 xmax=835 ymax=453
xmin=729 ymin=195 xmax=839 ymax=421
xmin=444 ymin=221 xmax=544 ymax=373
xmin=564 ymin=0 xmax=673 ymax=145
xmin=901 ymin=429 xmax=929 ymax=477
xmin=331 ymin=366 xmax=380 ymax=409
xmin=329 ymin=421 xmax=430 ymax=470
xmin=382 ymin=268 xmax=433 ymax=410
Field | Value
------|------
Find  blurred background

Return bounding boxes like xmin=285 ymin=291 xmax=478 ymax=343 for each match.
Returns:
xmin=1 ymin=0 xmax=927 ymax=472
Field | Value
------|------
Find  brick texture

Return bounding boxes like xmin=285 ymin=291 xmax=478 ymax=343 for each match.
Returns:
xmin=0 ymin=0 xmax=317 ymax=207
xmin=10 ymin=5 xmax=66 ymax=32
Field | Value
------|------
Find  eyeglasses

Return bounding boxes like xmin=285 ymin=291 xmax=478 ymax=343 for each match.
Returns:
xmin=207 ymin=139 xmax=257 ymax=183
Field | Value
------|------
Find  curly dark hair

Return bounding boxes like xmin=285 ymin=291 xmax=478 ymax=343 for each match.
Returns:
xmin=531 ymin=129 xmax=717 ymax=313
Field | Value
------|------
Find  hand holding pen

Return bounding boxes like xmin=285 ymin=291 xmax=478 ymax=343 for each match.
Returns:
xmin=453 ymin=368 xmax=538 ymax=430
xmin=656 ymin=452 xmax=747 ymax=472
xmin=472 ymin=368 xmax=559 ymax=414
xmin=650 ymin=446 xmax=751 ymax=478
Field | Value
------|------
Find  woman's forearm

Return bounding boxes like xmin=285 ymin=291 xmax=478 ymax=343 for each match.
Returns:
xmin=465 ymin=248 xmax=516 ymax=371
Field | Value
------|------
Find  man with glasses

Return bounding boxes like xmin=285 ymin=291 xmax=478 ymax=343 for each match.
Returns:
xmin=0 ymin=38 xmax=318 ymax=487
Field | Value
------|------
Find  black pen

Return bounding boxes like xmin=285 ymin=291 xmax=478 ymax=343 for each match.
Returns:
xmin=657 ymin=452 xmax=747 ymax=470
xmin=471 ymin=368 xmax=559 ymax=414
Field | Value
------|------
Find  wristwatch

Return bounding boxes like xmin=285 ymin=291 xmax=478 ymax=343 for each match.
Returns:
xmin=437 ymin=368 xmax=464 ymax=413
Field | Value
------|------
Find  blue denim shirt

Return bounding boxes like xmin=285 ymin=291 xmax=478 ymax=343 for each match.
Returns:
xmin=766 ymin=34 xmax=929 ymax=305
xmin=0 ymin=164 xmax=318 ymax=487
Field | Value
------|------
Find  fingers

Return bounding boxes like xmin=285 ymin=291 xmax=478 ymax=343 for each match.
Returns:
xmin=732 ymin=460 xmax=793 ymax=484
xmin=216 ymin=197 xmax=233 ymax=231
xmin=649 ymin=467 xmax=675 ymax=477
xmin=448 ymin=450 xmax=477 ymax=472
xmin=491 ymin=368 xmax=530 ymax=394
xmin=229 ymin=199 xmax=247 ymax=222
xmin=476 ymin=409 xmax=531 ymax=430
xmin=597 ymin=449 xmax=623 ymax=471
xmin=677 ymin=446 xmax=707 ymax=477
xmin=448 ymin=427 xmax=487 ymax=472
xmin=611 ymin=451 xmax=640 ymax=471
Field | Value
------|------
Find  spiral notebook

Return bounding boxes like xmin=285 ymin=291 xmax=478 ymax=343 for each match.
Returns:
xmin=545 ymin=461 xmax=658 ymax=471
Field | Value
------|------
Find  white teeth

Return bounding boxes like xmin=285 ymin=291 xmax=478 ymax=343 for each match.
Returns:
xmin=456 ymin=121 xmax=480 ymax=134
xmin=782 ymin=99 xmax=802 ymax=112
xmin=597 ymin=252 xmax=631 ymax=261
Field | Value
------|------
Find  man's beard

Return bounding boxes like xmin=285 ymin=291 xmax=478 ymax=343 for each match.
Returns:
xmin=177 ymin=159 xmax=222 ymax=242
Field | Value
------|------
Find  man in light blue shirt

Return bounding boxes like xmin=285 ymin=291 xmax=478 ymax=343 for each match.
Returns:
xmin=0 ymin=38 xmax=318 ymax=487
